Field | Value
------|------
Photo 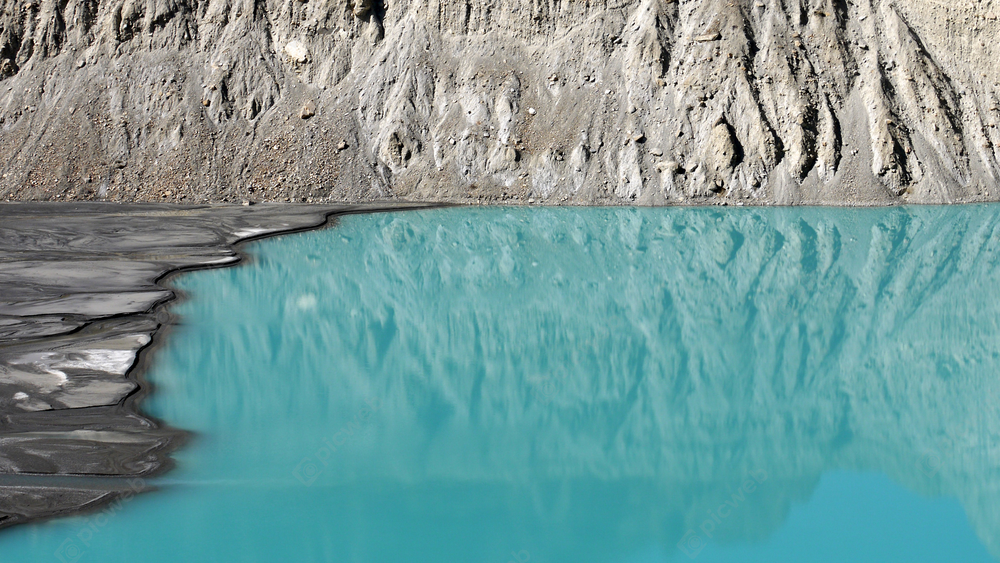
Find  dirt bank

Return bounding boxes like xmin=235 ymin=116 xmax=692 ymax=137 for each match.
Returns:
xmin=2 ymin=0 xmax=1000 ymax=205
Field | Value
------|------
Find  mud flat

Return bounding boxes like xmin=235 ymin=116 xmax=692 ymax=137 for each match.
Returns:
xmin=0 ymin=202 xmax=431 ymax=528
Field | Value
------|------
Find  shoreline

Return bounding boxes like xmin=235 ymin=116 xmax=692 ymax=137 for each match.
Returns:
xmin=2 ymin=199 xmax=997 ymax=530
xmin=0 ymin=202 xmax=439 ymax=529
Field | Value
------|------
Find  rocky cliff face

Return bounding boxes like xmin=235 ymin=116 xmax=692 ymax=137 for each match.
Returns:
xmin=1 ymin=0 xmax=1000 ymax=204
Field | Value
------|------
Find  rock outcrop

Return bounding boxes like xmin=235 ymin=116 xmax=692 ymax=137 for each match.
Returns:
xmin=2 ymin=0 xmax=1000 ymax=204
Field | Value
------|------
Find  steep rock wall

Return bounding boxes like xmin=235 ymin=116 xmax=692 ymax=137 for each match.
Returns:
xmin=1 ymin=0 xmax=999 ymax=204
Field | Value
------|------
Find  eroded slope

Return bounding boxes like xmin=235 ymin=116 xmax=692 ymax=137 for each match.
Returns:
xmin=1 ymin=0 xmax=1000 ymax=204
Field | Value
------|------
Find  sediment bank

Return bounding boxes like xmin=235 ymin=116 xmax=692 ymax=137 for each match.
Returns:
xmin=0 ymin=202 xmax=433 ymax=528
xmin=2 ymin=1 xmax=1000 ymax=205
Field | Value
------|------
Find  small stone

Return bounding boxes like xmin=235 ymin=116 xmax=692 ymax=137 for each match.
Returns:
xmin=449 ymin=138 xmax=456 ymax=145
xmin=695 ymin=32 xmax=721 ymax=42
xmin=651 ymin=148 xmax=663 ymax=156
xmin=528 ymin=198 xmax=536 ymax=204
xmin=242 ymin=200 xmax=251 ymax=206
xmin=0 ymin=58 xmax=15 ymax=78
xmin=163 ymin=190 xmax=172 ymax=198
xmin=337 ymin=140 xmax=348 ymax=150
xmin=202 ymin=99 xmax=211 ymax=107
xmin=527 ymin=107 xmax=536 ymax=115
xmin=299 ymin=100 xmax=316 ymax=119
xmin=632 ymin=133 xmax=646 ymax=143
xmin=284 ymin=40 xmax=309 ymax=63
xmin=352 ymin=0 xmax=373 ymax=17
xmin=656 ymin=161 xmax=680 ymax=174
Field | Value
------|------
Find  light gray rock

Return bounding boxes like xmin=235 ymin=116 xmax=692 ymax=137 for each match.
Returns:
xmin=1 ymin=0 xmax=999 ymax=205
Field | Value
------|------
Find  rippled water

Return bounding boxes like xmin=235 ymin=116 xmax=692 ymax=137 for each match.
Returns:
xmin=2 ymin=206 xmax=998 ymax=562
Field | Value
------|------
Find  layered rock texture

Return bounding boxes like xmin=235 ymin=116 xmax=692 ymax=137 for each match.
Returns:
xmin=2 ymin=0 xmax=1000 ymax=204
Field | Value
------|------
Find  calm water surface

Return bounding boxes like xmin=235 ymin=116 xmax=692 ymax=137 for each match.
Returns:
xmin=2 ymin=207 xmax=998 ymax=562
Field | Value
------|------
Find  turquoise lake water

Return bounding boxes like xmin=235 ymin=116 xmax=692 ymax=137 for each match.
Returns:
xmin=2 ymin=206 xmax=999 ymax=562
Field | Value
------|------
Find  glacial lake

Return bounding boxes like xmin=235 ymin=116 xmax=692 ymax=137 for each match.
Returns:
xmin=1 ymin=206 xmax=998 ymax=562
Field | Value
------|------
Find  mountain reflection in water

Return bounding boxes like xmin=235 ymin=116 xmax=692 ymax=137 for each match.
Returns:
xmin=11 ymin=206 xmax=997 ymax=563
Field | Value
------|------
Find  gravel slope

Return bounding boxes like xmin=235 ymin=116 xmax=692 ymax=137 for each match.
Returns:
xmin=2 ymin=0 xmax=1000 ymax=205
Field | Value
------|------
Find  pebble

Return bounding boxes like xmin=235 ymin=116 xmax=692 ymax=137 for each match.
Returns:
xmin=337 ymin=140 xmax=348 ymax=150
xmin=284 ymin=41 xmax=310 ymax=63
xmin=656 ymin=161 xmax=679 ymax=173
xmin=299 ymin=100 xmax=316 ymax=119
xmin=527 ymin=107 xmax=536 ymax=115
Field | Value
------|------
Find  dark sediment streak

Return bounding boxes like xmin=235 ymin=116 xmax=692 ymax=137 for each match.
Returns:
xmin=0 ymin=202 xmax=436 ymax=529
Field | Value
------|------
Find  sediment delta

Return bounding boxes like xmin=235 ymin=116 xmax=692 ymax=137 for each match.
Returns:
xmin=0 ymin=202 xmax=432 ymax=528
xmin=1 ymin=0 xmax=1000 ymax=205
